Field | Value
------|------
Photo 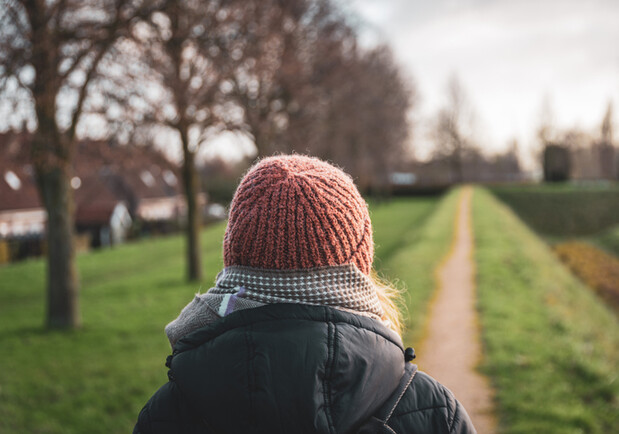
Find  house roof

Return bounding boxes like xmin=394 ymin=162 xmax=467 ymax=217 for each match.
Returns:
xmin=74 ymin=140 xmax=181 ymax=201
xmin=76 ymin=201 xmax=127 ymax=226
xmin=0 ymin=163 xmax=41 ymax=212
xmin=0 ymin=132 xmax=183 ymax=219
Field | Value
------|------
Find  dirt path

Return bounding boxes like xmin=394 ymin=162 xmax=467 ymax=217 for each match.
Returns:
xmin=418 ymin=187 xmax=497 ymax=433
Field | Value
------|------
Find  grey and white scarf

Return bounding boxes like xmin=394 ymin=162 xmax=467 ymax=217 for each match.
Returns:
xmin=165 ymin=264 xmax=385 ymax=346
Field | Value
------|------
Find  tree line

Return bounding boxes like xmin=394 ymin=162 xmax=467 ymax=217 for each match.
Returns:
xmin=0 ymin=0 xmax=413 ymax=329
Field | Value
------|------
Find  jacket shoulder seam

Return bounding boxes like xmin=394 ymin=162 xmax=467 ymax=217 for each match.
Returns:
xmin=393 ymin=403 xmax=449 ymax=418
xmin=443 ymin=387 xmax=455 ymax=428
xmin=448 ymin=395 xmax=462 ymax=433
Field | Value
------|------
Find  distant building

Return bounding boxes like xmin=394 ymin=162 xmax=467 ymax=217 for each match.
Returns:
xmin=389 ymin=148 xmax=525 ymax=194
xmin=389 ymin=172 xmax=417 ymax=187
xmin=0 ymin=132 xmax=187 ymax=263
xmin=74 ymin=139 xmax=188 ymax=235
xmin=0 ymin=136 xmax=47 ymax=261
xmin=542 ymin=127 xmax=618 ymax=182
xmin=570 ymin=143 xmax=617 ymax=181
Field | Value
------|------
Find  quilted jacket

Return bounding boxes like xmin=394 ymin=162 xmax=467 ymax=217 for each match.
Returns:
xmin=134 ymin=304 xmax=476 ymax=433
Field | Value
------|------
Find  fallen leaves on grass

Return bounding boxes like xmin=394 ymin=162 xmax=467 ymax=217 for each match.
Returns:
xmin=553 ymin=242 xmax=619 ymax=312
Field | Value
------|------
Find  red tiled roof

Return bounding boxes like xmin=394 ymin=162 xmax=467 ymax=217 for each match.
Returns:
xmin=0 ymin=133 xmax=183 ymax=216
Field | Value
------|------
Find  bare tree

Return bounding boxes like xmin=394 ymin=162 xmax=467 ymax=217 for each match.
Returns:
xmin=597 ymin=101 xmax=616 ymax=179
xmin=600 ymin=101 xmax=614 ymax=144
xmin=231 ymin=1 xmax=414 ymax=192
xmin=0 ymin=0 xmax=154 ymax=328
xmin=137 ymin=1 xmax=231 ymax=282
xmin=430 ymin=75 xmax=476 ymax=183
xmin=353 ymin=46 xmax=413 ymax=192
xmin=96 ymin=0 xmax=246 ymax=281
xmin=312 ymin=44 xmax=413 ymax=192
xmin=230 ymin=0 xmax=321 ymax=156
xmin=536 ymin=94 xmax=556 ymax=145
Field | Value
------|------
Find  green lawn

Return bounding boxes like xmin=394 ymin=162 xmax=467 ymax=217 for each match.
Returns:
xmin=0 ymin=225 xmax=227 ymax=433
xmin=0 ymin=196 xmax=446 ymax=433
xmin=472 ymin=188 xmax=619 ymax=433
xmin=371 ymin=193 xmax=457 ymax=345
xmin=370 ymin=196 xmax=439 ymax=264
xmin=376 ymin=190 xmax=460 ymax=345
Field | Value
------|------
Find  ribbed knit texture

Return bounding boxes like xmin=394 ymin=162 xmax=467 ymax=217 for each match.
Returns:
xmin=223 ymin=155 xmax=374 ymax=275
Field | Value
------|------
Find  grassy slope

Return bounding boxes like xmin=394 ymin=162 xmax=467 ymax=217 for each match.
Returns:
xmin=0 ymin=196 xmax=448 ymax=433
xmin=381 ymin=190 xmax=460 ymax=346
xmin=472 ymin=188 xmax=619 ymax=433
xmin=0 ymin=224 xmax=227 ymax=434
xmin=370 ymin=197 xmax=439 ymax=265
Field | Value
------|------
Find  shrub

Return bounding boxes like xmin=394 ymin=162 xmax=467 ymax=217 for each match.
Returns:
xmin=492 ymin=185 xmax=619 ymax=237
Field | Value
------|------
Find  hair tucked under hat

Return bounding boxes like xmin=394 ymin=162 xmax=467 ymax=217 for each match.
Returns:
xmin=224 ymin=155 xmax=374 ymax=275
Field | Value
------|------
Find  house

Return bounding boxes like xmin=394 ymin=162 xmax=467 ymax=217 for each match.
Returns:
xmin=73 ymin=173 xmax=133 ymax=247
xmin=0 ymin=133 xmax=47 ymax=262
xmin=73 ymin=140 xmax=188 ymax=235
xmin=0 ymin=132 xmax=187 ymax=263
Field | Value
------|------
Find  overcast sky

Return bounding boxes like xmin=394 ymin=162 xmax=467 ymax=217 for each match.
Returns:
xmin=350 ymin=0 xmax=619 ymax=165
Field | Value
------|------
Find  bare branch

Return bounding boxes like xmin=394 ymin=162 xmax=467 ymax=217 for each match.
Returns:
xmin=58 ymin=41 xmax=94 ymax=80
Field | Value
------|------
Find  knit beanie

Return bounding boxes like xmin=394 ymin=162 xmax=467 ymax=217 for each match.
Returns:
xmin=223 ymin=155 xmax=374 ymax=275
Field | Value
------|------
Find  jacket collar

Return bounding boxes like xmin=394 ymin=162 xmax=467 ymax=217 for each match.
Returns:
xmin=174 ymin=303 xmax=402 ymax=355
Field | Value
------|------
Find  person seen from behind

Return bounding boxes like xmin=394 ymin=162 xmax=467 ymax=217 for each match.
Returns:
xmin=134 ymin=154 xmax=476 ymax=433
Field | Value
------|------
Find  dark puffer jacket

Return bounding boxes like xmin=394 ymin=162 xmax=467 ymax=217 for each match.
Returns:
xmin=134 ymin=304 xmax=475 ymax=433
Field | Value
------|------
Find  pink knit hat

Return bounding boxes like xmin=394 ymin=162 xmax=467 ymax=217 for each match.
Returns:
xmin=223 ymin=155 xmax=374 ymax=275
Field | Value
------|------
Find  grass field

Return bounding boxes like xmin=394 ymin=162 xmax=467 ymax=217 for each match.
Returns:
xmin=472 ymin=188 xmax=619 ymax=433
xmin=380 ymin=190 xmax=460 ymax=345
xmin=0 ymin=196 xmax=447 ymax=433
xmin=0 ymin=224 xmax=226 ymax=433
xmin=491 ymin=183 xmax=619 ymax=315
xmin=370 ymin=196 xmax=439 ymax=265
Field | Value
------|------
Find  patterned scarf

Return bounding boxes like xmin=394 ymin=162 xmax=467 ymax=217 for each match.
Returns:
xmin=165 ymin=264 xmax=385 ymax=346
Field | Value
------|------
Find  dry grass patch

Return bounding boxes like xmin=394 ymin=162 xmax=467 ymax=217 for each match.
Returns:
xmin=553 ymin=241 xmax=619 ymax=312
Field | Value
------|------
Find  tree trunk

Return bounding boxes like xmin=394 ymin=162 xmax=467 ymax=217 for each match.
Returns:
xmin=179 ymin=128 xmax=203 ymax=282
xmin=34 ymin=145 xmax=81 ymax=329
xmin=23 ymin=0 xmax=81 ymax=329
